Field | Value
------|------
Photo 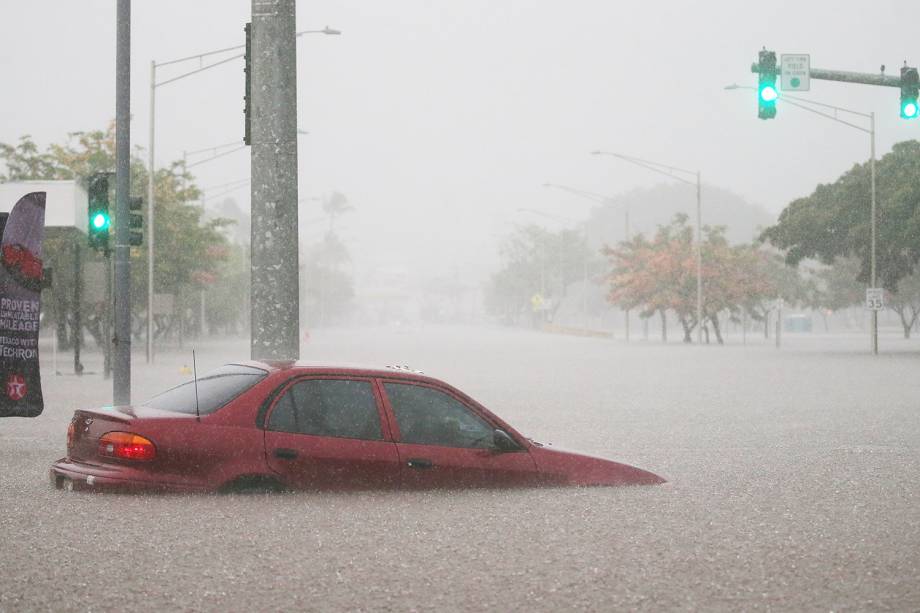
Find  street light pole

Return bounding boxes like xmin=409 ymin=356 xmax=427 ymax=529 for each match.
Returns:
xmin=146 ymin=27 xmax=339 ymax=362
xmin=146 ymin=50 xmax=244 ymax=362
xmin=725 ymin=85 xmax=879 ymax=354
xmin=696 ymin=170 xmax=703 ymax=344
xmin=591 ymin=152 xmax=704 ymax=343
xmin=870 ymin=111 xmax=878 ymax=355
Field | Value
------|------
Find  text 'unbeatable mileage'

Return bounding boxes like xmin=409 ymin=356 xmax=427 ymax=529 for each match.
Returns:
xmin=0 ymin=297 xmax=40 ymax=333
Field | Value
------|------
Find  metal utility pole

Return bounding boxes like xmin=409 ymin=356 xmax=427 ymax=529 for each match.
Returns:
xmin=591 ymin=152 xmax=704 ymax=343
xmin=113 ymin=0 xmax=131 ymax=404
xmin=250 ymin=0 xmax=300 ymax=360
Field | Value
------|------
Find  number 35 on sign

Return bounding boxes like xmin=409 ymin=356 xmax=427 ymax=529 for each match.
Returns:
xmin=866 ymin=288 xmax=884 ymax=311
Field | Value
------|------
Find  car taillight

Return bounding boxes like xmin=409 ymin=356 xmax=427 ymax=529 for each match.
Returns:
xmin=98 ymin=432 xmax=157 ymax=462
xmin=66 ymin=419 xmax=76 ymax=452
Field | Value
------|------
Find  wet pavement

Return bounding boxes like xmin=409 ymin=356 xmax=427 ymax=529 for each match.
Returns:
xmin=1 ymin=326 xmax=918 ymax=611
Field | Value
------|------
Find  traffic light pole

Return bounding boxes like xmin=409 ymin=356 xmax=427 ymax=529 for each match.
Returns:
xmin=113 ymin=0 xmax=131 ymax=404
xmin=730 ymin=84 xmax=880 ymax=355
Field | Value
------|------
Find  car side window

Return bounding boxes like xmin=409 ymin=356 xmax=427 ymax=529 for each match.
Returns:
xmin=267 ymin=379 xmax=383 ymax=441
xmin=384 ymin=382 xmax=494 ymax=448
xmin=267 ymin=391 xmax=298 ymax=433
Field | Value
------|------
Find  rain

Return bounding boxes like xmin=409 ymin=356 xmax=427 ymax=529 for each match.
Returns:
xmin=1 ymin=1 xmax=919 ymax=611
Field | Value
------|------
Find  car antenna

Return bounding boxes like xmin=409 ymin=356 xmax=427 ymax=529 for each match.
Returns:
xmin=192 ymin=349 xmax=201 ymax=423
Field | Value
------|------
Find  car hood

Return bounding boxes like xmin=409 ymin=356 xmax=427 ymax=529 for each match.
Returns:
xmin=529 ymin=444 xmax=665 ymax=486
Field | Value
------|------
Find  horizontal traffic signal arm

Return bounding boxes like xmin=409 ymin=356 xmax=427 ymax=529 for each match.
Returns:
xmin=750 ymin=62 xmax=906 ymax=88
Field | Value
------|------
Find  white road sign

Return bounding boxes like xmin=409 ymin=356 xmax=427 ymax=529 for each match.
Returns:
xmin=866 ymin=288 xmax=884 ymax=311
xmin=781 ymin=54 xmax=810 ymax=91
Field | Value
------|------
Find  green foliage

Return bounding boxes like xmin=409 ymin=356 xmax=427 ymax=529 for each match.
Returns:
xmin=761 ymin=139 xmax=920 ymax=290
xmin=0 ymin=128 xmax=238 ymax=339
xmin=805 ymin=257 xmax=864 ymax=314
xmin=887 ymin=271 xmax=920 ymax=338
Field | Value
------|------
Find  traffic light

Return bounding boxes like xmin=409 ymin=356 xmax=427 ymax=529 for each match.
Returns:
xmin=243 ymin=22 xmax=252 ymax=145
xmin=900 ymin=65 xmax=919 ymax=119
xmin=87 ymin=174 xmax=111 ymax=252
xmin=757 ymin=49 xmax=778 ymax=119
xmin=129 ymin=196 xmax=144 ymax=246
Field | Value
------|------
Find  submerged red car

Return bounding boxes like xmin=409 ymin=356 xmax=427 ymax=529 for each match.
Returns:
xmin=50 ymin=362 xmax=664 ymax=492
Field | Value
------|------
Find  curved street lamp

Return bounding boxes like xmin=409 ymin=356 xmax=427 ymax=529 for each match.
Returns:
xmin=146 ymin=26 xmax=340 ymax=361
xmin=591 ymin=151 xmax=704 ymax=343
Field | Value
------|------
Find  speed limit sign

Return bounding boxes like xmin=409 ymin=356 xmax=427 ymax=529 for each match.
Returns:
xmin=866 ymin=288 xmax=884 ymax=311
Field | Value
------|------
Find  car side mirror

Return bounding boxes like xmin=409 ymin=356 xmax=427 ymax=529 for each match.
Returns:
xmin=492 ymin=429 xmax=519 ymax=453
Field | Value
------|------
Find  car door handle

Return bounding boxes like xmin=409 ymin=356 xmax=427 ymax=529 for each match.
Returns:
xmin=273 ymin=448 xmax=298 ymax=460
xmin=406 ymin=458 xmax=433 ymax=470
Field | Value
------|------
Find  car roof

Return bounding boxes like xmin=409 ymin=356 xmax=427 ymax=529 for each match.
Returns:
xmin=232 ymin=360 xmax=442 ymax=384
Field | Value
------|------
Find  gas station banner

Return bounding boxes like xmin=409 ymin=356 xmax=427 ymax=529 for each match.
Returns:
xmin=0 ymin=192 xmax=46 ymax=418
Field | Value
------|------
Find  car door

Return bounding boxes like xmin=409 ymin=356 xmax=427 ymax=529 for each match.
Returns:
xmin=379 ymin=379 xmax=539 ymax=489
xmin=263 ymin=377 xmax=401 ymax=490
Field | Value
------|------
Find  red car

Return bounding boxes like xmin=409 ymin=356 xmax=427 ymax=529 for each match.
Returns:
xmin=50 ymin=362 xmax=665 ymax=492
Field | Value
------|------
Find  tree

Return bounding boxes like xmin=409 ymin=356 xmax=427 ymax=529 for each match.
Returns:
xmin=761 ymin=139 xmax=920 ymax=291
xmin=888 ymin=272 xmax=920 ymax=339
xmin=604 ymin=224 xmax=688 ymax=341
xmin=322 ymin=191 xmax=353 ymax=231
xmin=604 ymin=214 xmax=807 ymax=344
xmin=0 ymin=128 xmax=235 ymax=344
xmin=803 ymin=257 xmax=864 ymax=332
xmin=485 ymin=224 xmax=596 ymax=326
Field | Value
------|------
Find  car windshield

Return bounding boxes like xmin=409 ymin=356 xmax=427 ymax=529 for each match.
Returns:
xmin=144 ymin=364 xmax=267 ymax=415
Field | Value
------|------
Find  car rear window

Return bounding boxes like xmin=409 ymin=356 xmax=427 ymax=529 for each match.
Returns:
xmin=144 ymin=364 xmax=268 ymax=415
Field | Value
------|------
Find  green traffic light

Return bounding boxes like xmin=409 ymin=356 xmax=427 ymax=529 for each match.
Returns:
xmin=901 ymin=100 xmax=919 ymax=119
xmin=759 ymin=85 xmax=778 ymax=102
xmin=91 ymin=212 xmax=110 ymax=231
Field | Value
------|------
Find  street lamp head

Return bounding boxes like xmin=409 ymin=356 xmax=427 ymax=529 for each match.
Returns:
xmin=723 ymin=83 xmax=741 ymax=90
xmin=322 ymin=26 xmax=342 ymax=35
xmin=590 ymin=150 xmax=603 ymax=155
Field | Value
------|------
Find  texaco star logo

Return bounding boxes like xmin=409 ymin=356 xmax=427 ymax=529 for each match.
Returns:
xmin=6 ymin=374 xmax=27 ymax=401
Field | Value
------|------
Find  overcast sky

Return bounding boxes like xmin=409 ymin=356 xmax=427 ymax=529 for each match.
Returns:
xmin=2 ymin=0 xmax=918 ymax=281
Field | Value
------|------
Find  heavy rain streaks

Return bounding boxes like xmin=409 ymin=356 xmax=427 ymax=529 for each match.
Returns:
xmin=3 ymin=1 xmax=920 ymax=611
xmin=2 ymin=328 xmax=919 ymax=610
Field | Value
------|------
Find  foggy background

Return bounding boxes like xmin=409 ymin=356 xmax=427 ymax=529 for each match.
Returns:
xmin=3 ymin=4 xmax=920 ymax=610
xmin=2 ymin=0 xmax=918 ymax=300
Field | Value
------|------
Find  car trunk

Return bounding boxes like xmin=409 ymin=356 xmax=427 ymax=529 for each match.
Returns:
xmin=67 ymin=406 xmax=195 ymax=465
